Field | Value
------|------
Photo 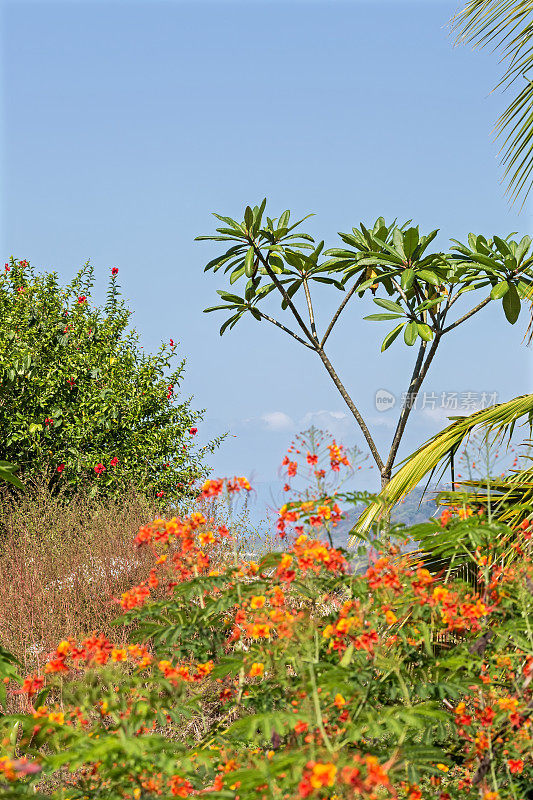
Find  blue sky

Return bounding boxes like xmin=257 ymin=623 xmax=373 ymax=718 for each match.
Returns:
xmin=2 ymin=0 xmax=532 ymax=515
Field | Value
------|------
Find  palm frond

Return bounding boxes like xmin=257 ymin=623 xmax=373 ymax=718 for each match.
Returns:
xmin=353 ymin=393 xmax=533 ymax=534
xmin=441 ymin=455 xmax=533 ymax=527
xmin=452 ymin=1 xmax=533 ymax=204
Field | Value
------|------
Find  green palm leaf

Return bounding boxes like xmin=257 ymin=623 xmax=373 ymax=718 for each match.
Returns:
xmin=353 ymin=393 xmax=533 ymax=534
xmin=453 ymin=1 xmax=533 ymax=204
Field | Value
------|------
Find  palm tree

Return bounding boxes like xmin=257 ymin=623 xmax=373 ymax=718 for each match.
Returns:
xmin=354 ymin=393 xmax=533 ymax=532
xmin=453 ymin=1 xmax=533 ymax=205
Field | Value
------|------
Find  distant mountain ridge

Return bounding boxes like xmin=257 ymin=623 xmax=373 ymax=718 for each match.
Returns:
xmin=330 ymin=485 xmax=441 ymax=549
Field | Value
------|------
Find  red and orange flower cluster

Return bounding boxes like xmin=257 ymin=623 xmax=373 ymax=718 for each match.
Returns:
xmin=298 ymin=754 xmax=391 ymax=798
xmin=197 ymin=475 xmax=251 ymax=501
xmin=277 ymin=500 xmax=343 ymax=539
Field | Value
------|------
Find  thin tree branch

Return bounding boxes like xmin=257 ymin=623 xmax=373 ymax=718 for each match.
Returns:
xmin=252 ymin=244 xmax=383 ymax=470
xmin=443 ymin=260 xmax=530 ymax=333
xmin=316 ymin=346 xmax=384 ymax=472
xmin=253 ymin=309 xmax=314 ymax=349
xmin=320 ymin=283 xmax=358 ymax=348
xmin=302 ymin=277 xmax=319 ymax=342
xmin=251 ymin=245 xmax=316 ymax=346
xmin=384 ymin=334 xmax=442 ymax=476
xmin=442 ymin=296 xmax=492 ymax=334
xmin=390 ymin=277 xmax=409 ymax=305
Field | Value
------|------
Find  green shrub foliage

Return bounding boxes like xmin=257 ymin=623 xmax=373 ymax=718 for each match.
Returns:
xmin=0 ymin=258 xmax=213 ymax=499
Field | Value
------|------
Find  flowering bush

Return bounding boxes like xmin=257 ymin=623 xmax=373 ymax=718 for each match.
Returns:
xmin=0 ymin=469 xmax=532 ymax=798
xmin=0 ymin=258 xmax=217 ymax=499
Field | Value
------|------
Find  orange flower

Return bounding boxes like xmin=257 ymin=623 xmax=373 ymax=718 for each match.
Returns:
xmin=279 ymin=554 xmax=293 ymax=570
xmin=249 ymin=662 xmax=264 ymax=678
xmin=45 ymin=657 xmax=68 ymax=674
xmin=310 ymin=762 xmax=337 ymax=788
xmin=199 ymin=530 xmax=215 ymax=546
xmin=250 ymin=623 xmax=272 ymax=639
xmin=22 ymin=675 xmax=44 ymax=696
xmin=120 ymin=583 xmax=150 ymax=610
xmin=196 ymin=661 xmax=214 ymax=677
xmin=111 ymin=648 xmax=127 ymax=662
xmin=439 ymin=508 xmax=453 ymax=527
xmin=432 ymin=586 xmax=450 ymax=602
xmin=250 ymin=595 xmax=266 ymax=610
xmin=497 ymin=696 xmax=518 ymax=711
xmin=48 ymin=711 xmax=64 ymax=725
xmin=55 ymin=640 xmax=71 ymax=657
xmin=269 ymin=587 xmax=285 ymax=607
xmin=198 ymin=479 xmax=224 ymax=500
xmin=333 ymin=693 xmax=346 ymax=708
xmin=168 ymin=774 xmax=193 ymax=797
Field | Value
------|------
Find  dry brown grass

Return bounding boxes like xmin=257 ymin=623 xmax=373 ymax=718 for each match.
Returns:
xmin=0 ymin=480 xmax=164 ymax=676
xmin=0 ymin=482 xmax=272 ymax=683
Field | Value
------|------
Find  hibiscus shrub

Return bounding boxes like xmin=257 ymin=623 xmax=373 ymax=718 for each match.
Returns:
xmin=1 ymin=471 xmax=532 ymax=799
xmin=0 ymin=258 xmax=217 ymax=499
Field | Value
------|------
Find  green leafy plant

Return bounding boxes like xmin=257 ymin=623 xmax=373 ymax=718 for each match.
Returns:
xmin=0 ymin=462 xmax=23 ymax=490
xmin=1 ymin=472 xmax=532 ymax=799
xmin=0 ymin=258 xmax=218 ymax=500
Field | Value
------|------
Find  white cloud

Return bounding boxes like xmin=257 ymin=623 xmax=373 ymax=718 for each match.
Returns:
xmin=260 ymin=411 xmax=295 ymax=432
xmin=421 ymin=406 xmax=471 ymax=425
xmin=300 ymin=409 xmax=348 ymax=426
xmin=250 ymin=407 xmax=396 ymax=439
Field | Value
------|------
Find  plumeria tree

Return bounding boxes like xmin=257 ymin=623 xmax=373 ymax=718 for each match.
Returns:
xmin=0 ymin=258 xmax=218 ymax=500
xmin=198 ymin=201 xmax=533 ymax=490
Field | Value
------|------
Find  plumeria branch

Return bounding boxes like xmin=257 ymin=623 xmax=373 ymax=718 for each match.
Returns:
xmin=302 ymin=277 xmax=319 ymax=342
xmin=252 ymin=308 xmax=314 ymax=349
xmin=320 ymin=283 xmax=359 ymax=348
xmin=251 ymin=244 xmax=316 ymax=346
